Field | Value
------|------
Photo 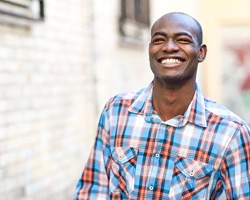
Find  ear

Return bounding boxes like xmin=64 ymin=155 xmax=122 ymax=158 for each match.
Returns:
xmin=198 ymin=44 xmax=207 ymax=63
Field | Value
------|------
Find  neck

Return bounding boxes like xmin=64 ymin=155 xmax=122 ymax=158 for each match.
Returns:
xmin=152 ymin=80 xmax=196 ymax=121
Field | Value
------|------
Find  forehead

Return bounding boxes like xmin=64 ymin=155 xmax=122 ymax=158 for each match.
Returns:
xmin=151 ymin=14 xmax=198 ymax=38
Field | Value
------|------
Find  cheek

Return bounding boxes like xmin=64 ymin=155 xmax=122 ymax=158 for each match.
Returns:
xmin=149 ymin=45 xmax=159 ymax=57
xmin=148 ymin=48 xmax=154 ymax=58
xmin=186 ymin=50 xmax=199 ymax=62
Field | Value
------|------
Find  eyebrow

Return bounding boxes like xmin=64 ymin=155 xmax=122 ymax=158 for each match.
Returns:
xmin=151 ymin=31 xmax=167 ymax=38
xmin=152 ymin=31 xmax=194 ymax=40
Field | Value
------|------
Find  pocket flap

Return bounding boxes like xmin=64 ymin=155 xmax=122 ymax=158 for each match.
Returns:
xmin=175 ymin=157 xmax=213 ymax=179
xmin=111 ymin=146 xmax=138 ymax=164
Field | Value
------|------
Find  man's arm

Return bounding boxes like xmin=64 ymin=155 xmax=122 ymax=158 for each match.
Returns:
xmin=220 ymin=123 xmax=250 ymax=199
xmin=74 ymin=109 xmax=111 ymax=200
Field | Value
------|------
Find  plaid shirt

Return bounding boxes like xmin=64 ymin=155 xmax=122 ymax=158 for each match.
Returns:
xmin=74 ymin=82 xmax=250 ymax=200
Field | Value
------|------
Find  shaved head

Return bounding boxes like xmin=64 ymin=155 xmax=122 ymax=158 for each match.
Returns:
xmin=152 ymin=12 xmax=203 ymax=45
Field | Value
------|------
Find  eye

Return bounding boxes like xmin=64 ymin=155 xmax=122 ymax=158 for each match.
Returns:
xmin=151 ymin=38 xmax=165 ymax=44
xmin=177 ymin=37 xmax=192 ymax=44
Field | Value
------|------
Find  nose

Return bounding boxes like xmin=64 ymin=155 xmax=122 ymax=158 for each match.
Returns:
xmin=162 ymin=39 xmax=179 ymax=52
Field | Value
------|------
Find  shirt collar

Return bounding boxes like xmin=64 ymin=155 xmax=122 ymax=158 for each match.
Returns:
xmin=129 ymin=82 xmax=207 ymax=128
xmin=128 ymin=81 xmax=154 ymax=115
xmin=186 ymin=84 xmax=207 ymax=128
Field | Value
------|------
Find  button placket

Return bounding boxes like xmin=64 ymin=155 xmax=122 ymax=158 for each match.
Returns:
xmin=155 ymin=153 xmax=160 ymax=158
xmin=189 ymin=170 xmax=194 ymax=177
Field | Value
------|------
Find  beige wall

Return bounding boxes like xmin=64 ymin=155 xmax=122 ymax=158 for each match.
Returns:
xmin=200 ymin=0 xmax=250 ymax=102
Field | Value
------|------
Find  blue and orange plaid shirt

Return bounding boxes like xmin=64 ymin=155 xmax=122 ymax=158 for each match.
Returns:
xmin=74 ymin=82 xmax=250 ymax=200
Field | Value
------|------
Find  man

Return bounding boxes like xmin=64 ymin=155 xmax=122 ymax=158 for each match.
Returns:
xmin=74 ymin=12 xmax=250 ymax=199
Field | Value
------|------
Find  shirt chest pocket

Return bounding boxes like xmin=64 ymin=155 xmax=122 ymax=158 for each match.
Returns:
xmin=169 ymin=157 xmax=214 ymax=199
xmin=109 ymin=146 xmax=138 ymax=196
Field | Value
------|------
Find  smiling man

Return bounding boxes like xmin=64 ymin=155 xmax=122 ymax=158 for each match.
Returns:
xmin=74 ymin=12 xmax=250 ymax=200
xmin=149 ymin=13 xmax=207 ymax=121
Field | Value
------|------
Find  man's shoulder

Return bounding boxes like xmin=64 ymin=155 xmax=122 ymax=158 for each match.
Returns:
xmin=104 ymin=86 xmax=147 ymax=110
xmin=113 ymin=87 xmax=145 ymax=101
xmin=204 ymin=96 xmax=247 ymax=126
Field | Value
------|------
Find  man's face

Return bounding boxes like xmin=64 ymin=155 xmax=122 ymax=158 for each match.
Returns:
xmin=149 ymin=14 xmax=206 ymax=86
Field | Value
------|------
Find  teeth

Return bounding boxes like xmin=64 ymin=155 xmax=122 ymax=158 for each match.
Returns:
xmin=161 ymin=58 xmax=182 ymax=64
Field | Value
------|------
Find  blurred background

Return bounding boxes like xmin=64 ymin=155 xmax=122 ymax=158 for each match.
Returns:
xmin=0 ymin=0 xmax=249 ymax=199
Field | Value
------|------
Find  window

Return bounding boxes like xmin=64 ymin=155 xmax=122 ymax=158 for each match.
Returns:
xmin=119 ymin=0 xmax=150 ymax=47
xmin=0 ymin=0 xmax=45 ymax=26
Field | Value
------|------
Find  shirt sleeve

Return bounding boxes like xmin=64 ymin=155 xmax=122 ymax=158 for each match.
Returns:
xmin=74 ymin=107 xmax=111 ymax=200
xmin=220 ymin=123 xmax=250 ymax=199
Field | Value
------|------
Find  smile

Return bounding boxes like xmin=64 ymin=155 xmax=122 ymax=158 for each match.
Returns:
xmin=160 ymin=58 xmax=183 ymax=64
xmin=157 ymin=56 xmax=186 ymax=65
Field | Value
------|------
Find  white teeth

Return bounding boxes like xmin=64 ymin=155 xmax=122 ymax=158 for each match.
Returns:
xmin=161 ymin=58 xmax=182 ymax=64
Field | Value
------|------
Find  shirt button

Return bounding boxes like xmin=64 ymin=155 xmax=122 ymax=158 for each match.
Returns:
xmin=155 ymin=153 xmax=160 ymax=158
xmin=190 ymin=171 xmax=194 ymax=177
xmin=149 ymin=186 xmax=154 ymax=190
